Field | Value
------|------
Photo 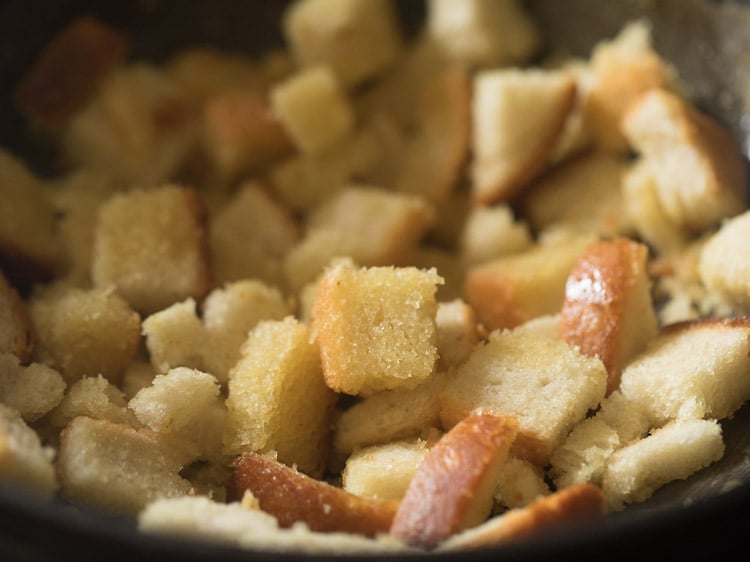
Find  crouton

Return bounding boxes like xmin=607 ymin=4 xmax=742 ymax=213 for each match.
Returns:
xmin=0 ymin=270 xmax=33 ymax=362
xmin=460 ymin=205 xmax=532 ymax=267
xmin=223 ymin=317 xmax=335 ymax=477
xmin=440 ymin=321 xmax=608 ymax=464
xmin=92 ymin=185 xmax=211 ymax=315
xmin=45 ymin=374 xmax=137 ymax=430
xmin=313 ymin=263 xmax=442 ymax=396
xmin=389 ymin=413 xmax=518 ymax=549
xmin=435 ymin=299 xmax=481 ymax=370
xmin=698 ymin=211 xmax=750 ymax=309
xmin=0 ymin=352 xmax=66 ymax=422
xmin=494 ymin=457 xmax=550 ymax=510
xmin=471 ymin=69 xmax=576 ymax=205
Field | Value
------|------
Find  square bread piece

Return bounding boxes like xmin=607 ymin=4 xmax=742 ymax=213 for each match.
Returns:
xmin=92 ymin=185 xmax=211 ymax=315
xmin=312 ymin=262 xmax=443 ymax=396
xmin=440 ymin=319 xmax=607 ymax=464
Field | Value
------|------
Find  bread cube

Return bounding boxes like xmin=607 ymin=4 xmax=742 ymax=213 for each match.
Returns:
xmin=699 ymin=211 xmax=750 ymax=309
xmin=440 ymin=321 xmax=608 ymax=464
xmin=29 ymin=286 xmax=141 ymax=384
xmin=471 ymin=69 xmax=576 ymax=205
xmin=0 ymin=352 xmax=66 ymax=422
xmin=270 ymin=66 xmax=354 ymax=155
xmin=494 ymin=457 xmax=549 ymax=510
xmin=142 ymin=299 xmax=205 ymax=373
xmin=223 ymin=317 xmax=335 ymax=477
xmin=435 ymin=299 xmax=481 ymax=370
xmin=313 ymin=263 xmax=443 ymax=396
xmin=0 ymin=270 xmax=33 ymax=362
xmin=0 ymin=404 xmax=57 ymax=496
xmin=57 ymin=416 xmax=199 ymax=514
xmin=426 ymin=0 xmax=539 ymax=68
xmin=92 ymin=185 xmax=211 ymax=315
xmin=283 ymin=0 xmax=403 ymax=87
xmin=460 ymin=205 xmax=532 ymax=267
xmin=46 ymin=375 xmax=137 ymax=430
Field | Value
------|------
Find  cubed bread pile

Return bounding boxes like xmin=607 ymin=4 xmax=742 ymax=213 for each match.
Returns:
xmin=2 ymin=0 xmax=749 ymax=554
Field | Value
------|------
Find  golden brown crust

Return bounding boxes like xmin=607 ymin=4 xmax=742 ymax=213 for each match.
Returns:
xmin=0 ymin=270 xmax=33 ymax=363
xmin=227 ymin=452 xmax=399 ymax=537
xmin=13 ymin=16 xmax=129 ymax=128
xmin=389 ymin=413 xmax=518 ymax=549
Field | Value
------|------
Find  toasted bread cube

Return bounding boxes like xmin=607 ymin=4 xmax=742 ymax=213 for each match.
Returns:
xmin=440 ymin=322 xmax=607 ymax=464
xmin=622 ymin=88 xmax=747 ymax=231
xmin=46 ymin=375 xmax=137 ymax=430
xmin=270 ymin=66 xmax=354 ymax=156
xmin=494 ymin=457 xmax=549 ymax=510
xmin=313 ymin=263 xmax=443 ymax=396
xmin=0 ymin=404 xmax=57 ymax=495
xmin=390 ymin=413 xmax=518 ymax=549
xmin=460 ymin=205 xmax=532 ymax=267
xmin=0 ymin=150 xmax=64 ymax=287
xmin=521 ymin=151 xmax=631 ymax=238
xmin=283 ymin=0 xmax=403 ymax=88
xmin=602 ymin=419 xmax=724 ymax=510
xmin=342 ymin=439 xmax=432 ymax=501
xmin=64 ymin=64 xmax=195 ymax=186
xmin=0 ymin=270 xmax=33 ymax=362
xmin=471 ymin=69 xmax=576 ymax=205
xmin=561 ymin=239 xmax=658 ymax=394
xmin=435 ymin=299 xmax=481 ymax=370
xmin=12 ymin=16 xmax=129 ymax=128
xmin=223 ymin=317 xmax=335 ymax=477
xmin=618 ymin=318 xmax=750 ymax=425
xmin=29 ymin=286 xmax=141 ymax=384
xmin=699 ymin=211 xmax=750 ymax=309
xmin=57 ymin=416 xmax=199 ymax=513
xmin=549 ymin=60 xmax=596 ymax=164
xmin=210 ymin=182 xmax=299 ymax=287
xmin=464 ymin=236 xmax=592 ymax=331
xmin=426 ymin=0 xmax=539 ymax=68
xmin=129 ymin=367 xmax=226 ymax=462
xmin=0 ymin=353 xmax=66 ymax=422
xmin=92 ymin=185 xmax=211 ymax=315
xmin=142 ymin=299 xmax=205 ymax=374
xmin=586 ymin=20 xmax=677 ymax=152
xmin=228 ymin=452 xmax=399 ymax=536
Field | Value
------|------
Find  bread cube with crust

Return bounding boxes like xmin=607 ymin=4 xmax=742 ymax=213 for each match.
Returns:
xmin=92 ymin=185 xmax=211 ymax=315
xmin=283 ymin=0 xmax=403 ymax=88
xmin=698 ymin=211 xmax=750 ymax=310
xmin=0 ymin=352 xmax=65 ymax=423
xmin=0 ymin=270 xmax=33 ymax=363
xmin=426 ymin=0 xmax=539 ymax=68
xmin=440 ymin=320 xmax=608 ymax=464
xmin=313 ymin=263 xmax=443 ymax=396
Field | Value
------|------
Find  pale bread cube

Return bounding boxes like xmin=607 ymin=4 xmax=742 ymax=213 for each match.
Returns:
xmin=464 ymin=235 xmax=593 ymax=331
xmin=29 ymin=286 xmax=141 ymax=384
xmin=312 ymin=263 xmax=443 ymax=396
xmin=622 ymin=88 xmax=747 ymax=231
xmin=142 ymin=298 xmax=205 ymax=374
xmin=602 ymin=418 xmax=724 ymax=510
xmin=440 ymin=321 xmax=608 ymax=464
xmin=426 ymin=0 xmax=539 ymax=68
xmin=549 ymin=60 xmax=596 ymax=164
xmin=471 ymin=69 xmax=576 ymax=205
xmin=0 ymin=269 xmax=33 ymax=362
xmin=435 ymin=299 xmax=481 ymax=370
xmin=63 ymin=64 xmax=195 ymax=186
xmin=698 ymin=211 xmax=750 ymax=309
xmin=0 ymin=352 xmax=66 ymax=422
xmin=46 ymin=374 xmax=137 ymax=430
xmin=0 ymin=404 xmax=57 ymax=495
xmin=270 ymin=66 xmax=354 ymax=156
xmin=282 ymin=0 xmax=403 ymax=87
xmin=92 ymin=185 xmax=211 ymax=315
xmin=223 ymin=317 xmax=335 ymax=477
xmin=57 ymin=416 xmax=199 ymax=514
xmin=342 ymin=438 xmax=431 ymax=501
xmin=494 ymin=457 xmax=549 ymax=510
xmin=460 ymin=205 xmax=532 ymax=267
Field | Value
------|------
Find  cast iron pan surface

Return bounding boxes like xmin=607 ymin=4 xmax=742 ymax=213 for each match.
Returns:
xmin=1 ymin=1 xmax=750 ymax=560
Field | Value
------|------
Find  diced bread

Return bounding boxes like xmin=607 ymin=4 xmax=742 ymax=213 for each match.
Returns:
xmin=622 ymin=88 xmax=747 ymax=231
xmin=223 ymin=317 xmax=335 ymax=477
xmin=698 ymin=211 xmax=750 ymax=309
xmin=561 ymin=238 xmax=658 ymax=394
xmin=439 ymin=483 xmax=605 ymax=551
xmin=435 ymin=299 xmax=481 ymax=370
xmin=0 ymin=270 xmax=33 ymax=362
xmin=312 ymin=263 xmax=442 ymax=396
xmin=227 ymin=452 xmax=399 ymax=536
xmin=471 ymin=68 xmax=576 ymax=205
xmin=389 ymin=413 xmax=518 ymax=549
xmin=460 ymin=205 xmax=532 ymax=267
xmin=142 ymin=299 xmax=205 ymax=374
xmin=494 ymin=457 xmax=550 ymax=510
xmin=92 ymin=185 xmax=211 ymax=315
xmin=440 ymin=320 xmax=607 ymax=464
xmin=45 ymin=374 xmax=137 ymax=430
xmin=0 ymin=352 xmax=66 ymax=422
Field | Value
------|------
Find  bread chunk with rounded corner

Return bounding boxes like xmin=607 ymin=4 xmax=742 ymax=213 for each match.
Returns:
xmin=561 ymin=238 xmax=658 ymax=395
xmin=313 ymin=263 xmax=442 ymax=396
xmin=440 ymin=321 xmax=607 ymax=464
xmin=471 ymin=68 xmax=576 ymax=205
xmin=92 ymin=185 xmax=211 ymax=315
xmin=494 ymin=457 xmax=550 ymax=510
xmin=602 ymin=418 xmax=724 ymax=510
xmin=0 ymin=270 xmax=33 ymax=362
xmin=698 ymin=211 xmax=750 ymax=310
xmin=0 ymin=404 xmax=57 ymax=496
xmin=389 ymin=413 xmax=518 ymax=550
xmin=439 ymin=483 xmax=605 ymax=551
xmin=464 ymin=235 xmax=592 ymax=331
xmin=622 ymin=88 xmax=747 ymax=232
xmin=29 ymin=285 xmax=141 ymax=384
xmin=57 ymin=416 xmax=199 ymax=514
xmin=0 ymin=352 xmax=66 ymax=422
xmin=223 ymin=317 xmax=335 ymax=477
xmin=227 ymin=451 xmax=399 ymax=536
